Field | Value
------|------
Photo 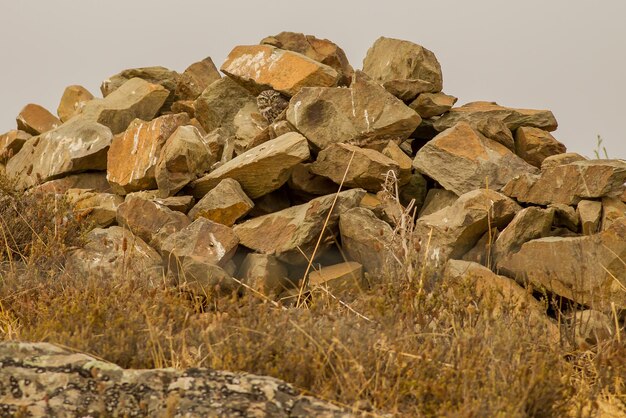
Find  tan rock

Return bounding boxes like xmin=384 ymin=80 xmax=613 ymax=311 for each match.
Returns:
xmin=498 ymin=217 xmax=626 ymax=310
xmin=288 ymin=163 xmax=338 ymax=198
xmin=106 ymin=113 xmax=189 ymax=195
xmin=83 ymin=78 xmax=170 ymax=134
xmin=461 ymin=228 xmax=499 ymax=267
xmin=577 ymin=200 xmax=602 ymax=235
xmin=381 ymin=140 xmax=413 ymax=185
xmin=221 ymin=44 xmax=340 ymax=96
xmin=550 ymin=203 xmax=580 ymax=232
xmin=233 ymin=102 xmax=269 ymax=154
xmin=311 ymin=143 xmax=400 ymax=192
xmin=188 ymin=178 xmax=254 ymax=226
xmin=362 ymin=37 xmax=443 ymax=100
xmin=237 ymin=253 xmax=290 ymax=297
xmin=101 ymin=66 xmax=179 ymax=111
xmin=16 ymin=104 xmax=61 ymax=135
xmin=514 ymin=127 xmax=566 ymax=168
xmin=309 ymin=262 xmax=364 ymax=294
xmin=31 ymin=173 xmax=112 ymax=195
xmin=174 ymin=257 xmax=238 ymax=296
xmin=540 ymin=152 xmax=586 ymax=171
xmin=287 ymin=71 xmax=421 ymax=151
xmin=124 ymin=191 xmax=195 ymax=213
xmin=473 ymin=117 xmax=515 ymax=151
xmin=502 ymin=160 xmax=626 ymax=205
xmin=175 ymin=57 xmax=221 ymax=100
xmin=234 ymin=189 xmax=365 ymax=264
xmin=418 ymin=189 xmax=458 ymax=218
xmin=57 ymin=85 xmax=94 ymax=122
xmin=116 ymin=196 xmax=190 ymax=253
xmin=434 ymin=101 xmax=558 ymax=132
xmin=170 ymin=100 xmax=195 ymax=118
xmin=601 ymin=197 xmax=626 ymax=231
xmin=155 ymin=125 xmax=216 ymax=197
xmin=66 ymin=189 xmax=124 ymax=228
xmin=191 ymin=132 xmax=310 ymax=199
xmin=0 ymin=130 xmax=30 ymax=162
xmin=413 ymin=122 xmax=538 ymax=196
xmin=409 ymin=93 xmax=457 ymax=118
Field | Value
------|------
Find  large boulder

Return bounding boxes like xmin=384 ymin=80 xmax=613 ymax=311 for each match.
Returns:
xmin=66 ymin=189 xmax=124 ymax=228
xmin=31 ymin=172 xmax=112 ymax=195
xmin=175 ymin=56 xmax=221 ymax=100
xmin=100 ymin=66 xmax=179 ymax=111
xmin=57 ymin=85 xmax=94 ymax=122
xmin=188 ymin=178 xmax=254 ymax=226
xmin=514 ymin=127 xmax=566 ymax=168
xmin=409 ymin=92 xmax=457 ymax=118
xmin=16 ymin=103 xmax=61 ymax=135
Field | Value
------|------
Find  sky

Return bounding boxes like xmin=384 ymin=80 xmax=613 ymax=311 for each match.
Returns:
xmin=1 ymin=1 xmax=625 ymax=158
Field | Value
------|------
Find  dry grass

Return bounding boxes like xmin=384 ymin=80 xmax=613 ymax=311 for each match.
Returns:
xmin=0 ymin=174 xmax=625 ymax=417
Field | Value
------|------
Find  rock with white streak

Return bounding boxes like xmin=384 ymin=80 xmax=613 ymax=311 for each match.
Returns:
xmin=57 ymin=85 xmax=94 ymax=122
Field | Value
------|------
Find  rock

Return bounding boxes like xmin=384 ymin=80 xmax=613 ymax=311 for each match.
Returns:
xmin=170 ymin=100 xmax=195 ymax=117
xmin=237 ymin=253 xmax=290 ymax=297
xmin=339 ymin=207 xmax=400 ymax=279
xmin=66 ymin=189 xmax=124 ymax=228
xmin=0 ymin=130 xmax=30 ymax=162
xmin=6 ymin=116 xmax=113 ymax=189
xmin=173 ymin=257 xmax=239 ymax=296
xmin=287 ymin=71 xmax=421 ymax=151
xmin=125 ymin=191 xmax=195 ymax=213
xmin=310 ymin=143 xmax=400 ymax=192
xmin=155 ymin=125 xmax=216 ymax=197
xmin=0 ymin=341 xmax=351 ymax=417
xmin=309 ymin=262 xmax=364 ymax=294
xmin=540 ymin=152 xmax=586 ymax=171
xmin=233 ymin=102 xmax=269 ymax=153
xmin=498 ymin=217 xmax=626 ymax=311
xmin=234 ymin=189 xmax=365 ymax=265
xmin=288 ymin=163 xmax=338 ymax=198
xmin=473 ymin=117 xmax=515 ymax=151
xmin=409 ymin=92 xmax=457 ymax=118
xmin=188 ymin=178 xmax=254 ymax=226
xmin=175 ymin=56 xmax=221 ymax=100
xmin=492 ymin=207 xmax=554 ymax=267
xmin=398 ymin=172 xmax=428 ymax=211
xmin=57 ymin=85 xmax=94 ymax=122
xmin=565 ymin=310 xmax=614 ymax=349
xmin=414 ymin=189 xmax=521 ymax=265
xmin=15 ymin=103 xmax=61 ymax=135
xmin=601 ymin=197 xmax=626 ymax=231
xmin=514 ymin=127 xmax=566 ymax=168
xmin=101 ymin=66 xmax=179 ymax=111
xmin=191 ymin=132 xmax=310 ymax=199
xmin=577 ymin=200 xmax=602 ymax=235
xmin=106 ymin=113 xmax=189 ymax=194
xmin=261 ymin=31 xmax=354 ymax=85
xmin=31 ymin=172 xmax=111 ymax=195
xmin=412 ymin=122 xmax=538 ymax=196
xmin=249 ymin=188 xmax=292 ymax=217
xmin=66 ymin=226 xmax=164 ymax=285
xmin=221 ymin=44 xmax=340 ymax=96
xmin=434 ymin=101 xmax=558 ymax=133
xmin=193 ymin=76 xmax=257 ymax=135
xmin=502 ymin=160 xmax=626 ymax=205
xmin=461 ymin=228 xmax=499 ymax=267
xmin=116 ymin=196 xmax=190 ymax=253
xmin=418 ymin=189 xmax=458 ymax=218
xmin=362 ymin=36 xmax=443 ymax=100
xmin=381 ymin=140 xmax=413 ymax=185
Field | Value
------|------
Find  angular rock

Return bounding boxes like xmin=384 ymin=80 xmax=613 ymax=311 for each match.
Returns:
xmin=409 ymin=92 xmax=457 ymax=118
xmin=233 ymin=102 xmax=269 ymax=153
xmin=288 ymin=163 xmax=338 ymax=197
xmin=191 ymin=132 xmax=310 ymax=199
xmin=310 ymin=143 xmax=400 ymax=192
xmin=125 ymin=190 xmax=195 ymax=213
xmin=188 ymin=178 xmax=254 ymax=226
xmin=249 ymin=188 xmax=292 ymax=217
xmin=0 ymin=130 xmax=30 ymax=162
xmin=498 ymin=217 xmax=626 ymax=311
xmin=413 ymin=122 xmax=538 ymax=196
xmin=106 ymin=113 xmax=189 ymax=194
xmin=414 ymin=189 xmax=521 ymax=265
xmin=577 ymin=200 xmax=602 ymax=235
xmin=16 ymin=103 xmax=61 ymax=135
xmin=261 ymin=31 xmax=354 ymax=85
xmin=540 ymin=152 xmax=586 ymax=171
xmin=362 ymin=37 xmax=443 ymax=100
xmin=434 ymin=101 xmax=558 ymax=133
xmin=461 ymin=228 xmax=499 ymax=267
xmin=221 ymin=44 xmax=340 ymax=96
xmin=6 ymin=116 xmax=112 ymax=189
xmin=237 ymin=253 xmax=290 ymax=297
xmin=31 ymin=172 xmax=111 ymax=195
xmin=66 ymin=189 xmax=124 ymax=228
xmin=473 ymin=117 xmax=515 ymax=151
xmin=309 ymin=262 xmax=364 ymax=293
xmin=234 ymin=189 xmax=365 ymax=264
xmin=175 ymin=56 xmax=221 ymax=100
xmin=83 ymin=77 xmax=170 ymax=134
xmin=601 ymin=197 xmax=626 ymax=231
xmin=155 ymin=125 xmax=216 ymax=197
xmin=57 ymin=85 xmax=94 ymax=122
xmin=514 ymin=126 xmax=566 ymax=168
xmin=287 ymin=71 xmax=421 ymax=151
xmin=418 ymin=189 xmax=458 ymax=218
xmin=170 ymin=100 xmax=195 ymax=117
xmin=116 ymin=196 xmax=190 ymax=253
xmin=101 ymin=66 xmax=179 ymax=111
xmin=502 ymin=160 xmax=626 ymax=205
xmin=550 ymin=203 xmax=580 ymax=232
xmin=382 ymin=140 xmax=413 ymax=185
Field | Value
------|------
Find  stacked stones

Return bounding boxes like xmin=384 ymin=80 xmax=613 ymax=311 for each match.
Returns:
xmin=1 ymin=33 xmax=625 ymax=335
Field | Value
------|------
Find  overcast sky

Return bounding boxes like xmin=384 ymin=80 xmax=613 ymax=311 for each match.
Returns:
xmin=1 ymin=1 xmax=624 ymax=158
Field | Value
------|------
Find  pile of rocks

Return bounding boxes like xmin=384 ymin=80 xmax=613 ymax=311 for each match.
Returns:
xmin=1 ymin=32 xmax=625 ymax=329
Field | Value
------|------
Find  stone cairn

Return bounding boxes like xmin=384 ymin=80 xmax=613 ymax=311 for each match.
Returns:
xmin=1 ymin=32 xmax=625 ymax=414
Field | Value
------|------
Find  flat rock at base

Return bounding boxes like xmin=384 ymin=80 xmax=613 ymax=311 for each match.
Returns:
xmin=502 ymin=160 xmax=626 ymax=205
xmin=409 ymin=92 xmax=457 ymax=118
xmin=175 ymin=257 xmax=238 ymax=296
xmin=434 ymin=101 xmax=558 ymax=133
xmin=6 ymin=116 xmax=113 ymax=189
xmin=155 ymin=125 xmax=216 ymax=197
xmin=125 ymin=190 xmax=195 ymax=213
xmin=16 ymin=104 xmax=61 ymax=135
xmin=221 ymin=44 xmax=340 ymax=96
xmin=188 ymin=178 xmax=254 ymax=226
xmin=498 ymin=217 xmax=626 ymax=311
xmin=191 ymin=132 xmax=310 ymax=199
xmin=101 ymin=66 xmax=179 ymax=111
xmin=237 ymin=253 xmax=290 ymax=297
xmin=66 ymin=189 xmax=124 ymax=228
xmin=311 ymin=143 xmax=400 ymax=192
xmin=31 ymin=172 xmax=111 ymax=194
xmin=309 ymin=262 xmax=364 ymax=294
xmin=418 ymin=189 xmax=458 ymax=218
xmin=107 ymin=113 xmax=189 ymax=195
xmin=414 ymin=189 xmax=521 ymax=266
xmin=362 ymin=36 xmax=443 ymax=100
xmin=601 ymin=197 xmax=626 ymax=231
xmin=514 ymin=127 xmax=566 ymax=168
xmin=0 ymin=130 xmax=30 ymax=162
xmin=175 ymin=57 xmax=221 ymax=100
xmin=287 ymin=71 xmax=421 ymax=151
xmin=57 ymin=85 xmax=94 ymax=122
xmin=234 ymin=189 xmax=365 ymax=265
xmin=577 ymin=200 xmax=602 ymax=235
xmin=413 ymin=122 xmax=538 ymax=196
xmin=541 ymin=152 xmax=586 ymax=171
